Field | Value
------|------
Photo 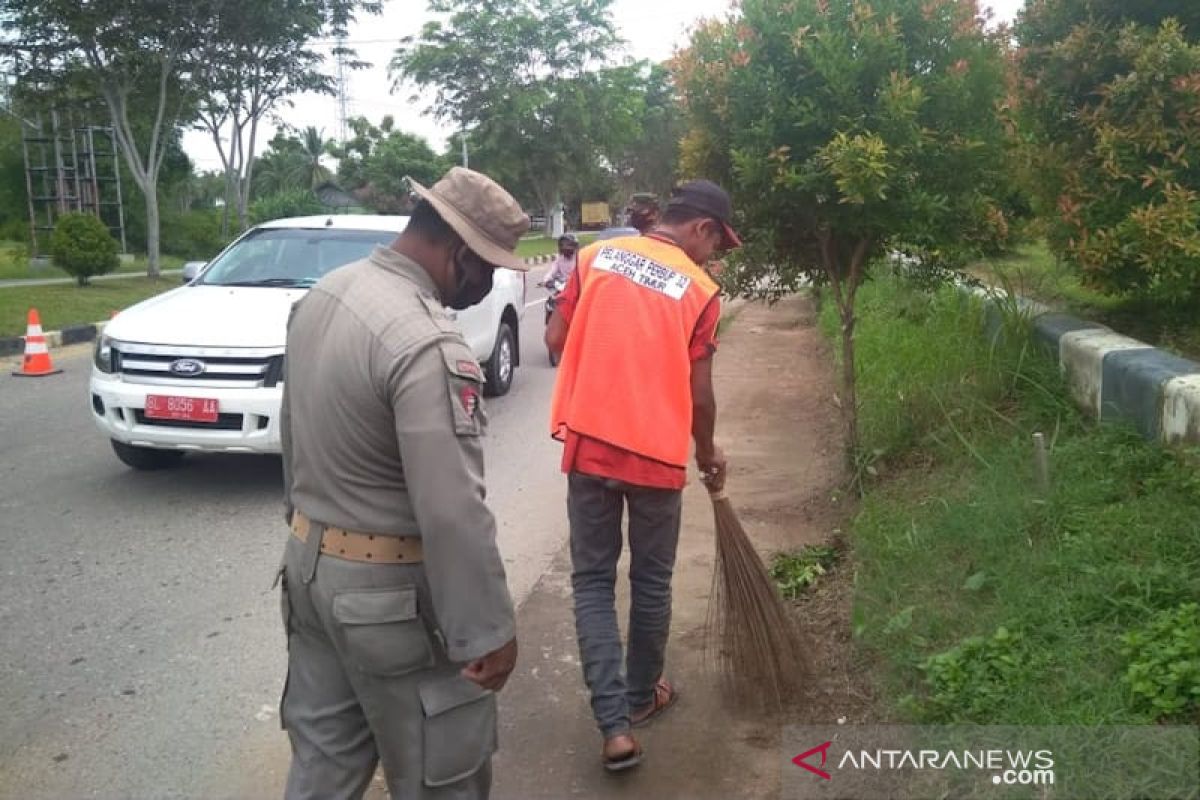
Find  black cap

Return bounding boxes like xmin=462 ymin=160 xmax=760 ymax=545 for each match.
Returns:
xmin=666 ymin=179 xmax=741 ymax=249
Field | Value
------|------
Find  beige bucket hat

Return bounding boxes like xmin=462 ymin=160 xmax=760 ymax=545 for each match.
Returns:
xmin=407 ymin=167 xmax=532 ymax=271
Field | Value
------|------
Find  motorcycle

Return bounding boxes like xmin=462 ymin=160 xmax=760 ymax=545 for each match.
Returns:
xmin=540 ymin=277 xmax=566 ymax=366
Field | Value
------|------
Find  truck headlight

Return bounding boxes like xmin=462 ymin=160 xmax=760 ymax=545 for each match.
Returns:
xmin=94 ymin=335 xmax=115 ymax=373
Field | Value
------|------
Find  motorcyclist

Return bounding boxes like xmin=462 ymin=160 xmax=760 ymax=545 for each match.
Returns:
xmin=542 ymin=234 xmax=579 ymax=289
xmin=539 ymin=235 xmax=579 ymax=366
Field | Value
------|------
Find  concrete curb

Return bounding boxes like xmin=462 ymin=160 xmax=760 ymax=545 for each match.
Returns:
xmin=1 ymin=255 xmax=556 ymax=358
xmin=971 ymin=286 xmax=1200 ymax=446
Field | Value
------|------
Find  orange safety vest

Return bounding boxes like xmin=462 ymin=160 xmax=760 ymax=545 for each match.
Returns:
xmin=550 ymin=235 xmax=720 ymax=468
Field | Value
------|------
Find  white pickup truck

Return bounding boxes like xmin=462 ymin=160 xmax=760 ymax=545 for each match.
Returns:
xmin=89 ymin=214 xmax=527 ymax=470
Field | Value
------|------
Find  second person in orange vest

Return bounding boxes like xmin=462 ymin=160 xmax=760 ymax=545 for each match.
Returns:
xmin=544 ymin=179 xmax=739 ymax=772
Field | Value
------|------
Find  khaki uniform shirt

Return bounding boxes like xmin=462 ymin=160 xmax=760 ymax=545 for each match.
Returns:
xmin=281 ymin=245 xmax=514 ymax=663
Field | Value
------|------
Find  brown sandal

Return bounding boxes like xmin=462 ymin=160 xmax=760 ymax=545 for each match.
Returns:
xmin=602 ymin=733 xmax=643 ymax=772
xmin=630 ymin=677 xmax=678 ymax=728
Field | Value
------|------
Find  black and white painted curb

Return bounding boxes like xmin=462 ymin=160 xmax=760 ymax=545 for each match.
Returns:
xmin=0 ymin=322 xmax=104 ymax=358
xmin=967 ymin=285 xmax=1200 ymax=446
xmin=0 ymin=254 xmax=560 ymax=360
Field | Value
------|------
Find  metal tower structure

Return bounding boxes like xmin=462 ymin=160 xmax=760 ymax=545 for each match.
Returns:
xmin=20 ymin=109 xmax=127 ymax=257
xmin=335 ymin=37 xmax=350 ymax=144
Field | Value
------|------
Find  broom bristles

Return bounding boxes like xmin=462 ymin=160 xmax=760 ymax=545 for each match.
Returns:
xmin=705 ymin=492 xmax=810 ymax=710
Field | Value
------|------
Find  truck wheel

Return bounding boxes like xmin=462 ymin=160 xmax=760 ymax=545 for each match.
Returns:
xmin=111 ymin=440 xmax=185 ymax=470
xmin=484 ymin=322 xmax=516 ymax=397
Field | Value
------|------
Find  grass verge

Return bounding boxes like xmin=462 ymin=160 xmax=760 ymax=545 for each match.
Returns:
xmin=823 ymin=271 xmax=1200 ymax=725
xmin=970 ymin=240 xmax=1200 ymax=360
xmin=1 ymin=278 xmax=173 ymax=337
xmin=0 ymin=240 xmax=185 ymax=282
xmin=514 ymin=234 xmax=596 ymax=259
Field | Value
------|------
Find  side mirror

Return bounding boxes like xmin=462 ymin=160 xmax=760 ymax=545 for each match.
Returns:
xmin=182 ymin=261 xmax=207 ymax=283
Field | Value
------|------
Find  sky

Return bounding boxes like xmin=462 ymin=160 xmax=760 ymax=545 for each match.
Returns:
xmin=179 ymin=0 xmax=1026 ymax=173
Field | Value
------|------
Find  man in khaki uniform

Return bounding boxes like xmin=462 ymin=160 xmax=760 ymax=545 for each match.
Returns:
xmin=278 ymin=167 xmax=529 ymax=799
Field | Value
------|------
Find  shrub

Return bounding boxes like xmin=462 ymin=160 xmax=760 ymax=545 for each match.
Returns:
xmin=50 ymin=212 xmax=120 ymax=286
xmin=249 ymin=190 xmax=325 ymax=226
xmin=0 ymin=217 xmax=29 ymax=243
xmin=769 ymin=545 xmax=839 ymax=600
xmin=1015 ymin=11 xmax=1200 ymax=301
xmin=161 ymin=209 xmax=230 ymax=260
xmin=1121 ymin=603 xmax=1200 ymax=719
xmin=673 ymin=0 xmax=1012 ymax=461
xmin=919 ymin=626 xmax=1031 ymax=721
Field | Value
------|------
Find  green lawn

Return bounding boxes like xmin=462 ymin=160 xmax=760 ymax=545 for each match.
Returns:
xmin=820 ymin=272 xmax=1200 ymax=728
xmin=971 ymin=241 xmax=1200 ymax=360
xmin=0 ymin=241 xmax=184 ymax=282
xmin=1 ymin=278 xmax=174 ymax=337
xmin=514 ymin=234 xmax=596 ymax=259
xmin=0 ymin=235 xmax=587 ymax=337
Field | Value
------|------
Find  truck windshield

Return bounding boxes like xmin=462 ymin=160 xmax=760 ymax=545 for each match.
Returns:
xmin=199 ymin=227 xmax=398 ymax=287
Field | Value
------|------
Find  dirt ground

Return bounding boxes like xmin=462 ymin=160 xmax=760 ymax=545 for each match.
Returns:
xmin=487 ymin=294 xmax=879 ymax=799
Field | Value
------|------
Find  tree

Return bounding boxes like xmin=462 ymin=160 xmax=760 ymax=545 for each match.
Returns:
xmin=0 ymin=114 xmax=30 ymax=240
xmin=250 ymin=188 xmax=325 ymax=225
xmin=675 ymin=0 xmax=1010 ymax=462
xmin=249 ymin=127 xmax=337 ymax=198
xmin=333 ymin=116 xmax=447 ymax=213
xmin=251 ymin=131 xmax=311 ymax=197
xmin=298 ymin=127 xmax=336 ymax=190
xmin=390 ymin=0 xmax=628 ymax=221
xmin=0 ymin=0 xmax=219 ymax=277
xmin=1014 ymin=1 xmax=1200 ymax=300
xmin=181 ymin=171 xmax=229 ymax=213
xmin=119 ymin=129 xmax=195 ymax=254
xmin=193 ymin=0 xmax=380 ymax=235
xmin=51 ymin=211 xmax=119 ymax=285
xmin=606 ymin=63 xmax=686 ymax=201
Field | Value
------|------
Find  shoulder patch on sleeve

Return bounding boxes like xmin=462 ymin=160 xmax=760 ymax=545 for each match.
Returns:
xmin=438 ymin=339 xmax=487 ymax=436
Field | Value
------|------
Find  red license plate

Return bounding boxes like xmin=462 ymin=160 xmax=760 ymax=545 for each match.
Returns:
xmin=144 ymin=395 xmax=219 ymax=423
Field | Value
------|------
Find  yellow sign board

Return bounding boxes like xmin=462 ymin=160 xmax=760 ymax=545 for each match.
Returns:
xmin=581 ymin=201 xmax=610 ymax=227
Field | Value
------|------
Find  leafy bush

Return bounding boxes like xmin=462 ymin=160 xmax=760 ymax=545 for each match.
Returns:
xmin=769 ymin=545 xmax=838 ymax=599
xmin=50 ymin=212 xmax=120 ymax=286
xmin=161 ymin=209 xmax=229 ymax=260
xmin=674 ymin=0 xmax=1013 ymax=459
xmin=249 ymin=190 xmax=325 ymax=226
xmin=0 ymin=218 xmax=30 ymax=243
xmin=919 ymin=626 xmax=1031 ymax=721
xmin=1015 ymin=10 xmax=1200 ymax=301
xmin=1121 ymin=603 xmax=1200 ymax=719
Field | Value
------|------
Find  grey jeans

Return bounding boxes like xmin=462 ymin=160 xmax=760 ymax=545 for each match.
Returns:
xmin=567 ymin=472 xmax=683 ymax=739
xmin=279 ymin=530 xmax=496 ymax=800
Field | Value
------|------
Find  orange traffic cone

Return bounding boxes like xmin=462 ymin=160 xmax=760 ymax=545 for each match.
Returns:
xmin=12 ymin=308 xmax=62 ymax=377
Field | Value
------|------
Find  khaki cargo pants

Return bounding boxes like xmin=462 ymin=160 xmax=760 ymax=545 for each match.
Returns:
xmin=279 ymin=530 xmax=496 ymax=800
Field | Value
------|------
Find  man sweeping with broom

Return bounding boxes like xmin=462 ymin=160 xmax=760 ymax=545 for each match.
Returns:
xmin=544 ymin=179 xmax=738 ymax=772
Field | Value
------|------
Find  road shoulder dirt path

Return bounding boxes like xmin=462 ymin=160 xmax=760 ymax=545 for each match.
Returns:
xmin=491 ymin=294 xmax=878 ymax=800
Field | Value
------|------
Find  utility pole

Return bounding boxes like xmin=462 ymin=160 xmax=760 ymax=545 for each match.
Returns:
xmin=460 ymin=128 xmax=468 ymax=169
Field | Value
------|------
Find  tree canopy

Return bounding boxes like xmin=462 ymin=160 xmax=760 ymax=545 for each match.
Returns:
xmin=1014 ymin=0 xmax=1200 ymax=300
xmin=675 ymin=0 xmax=1010 ymax=457
xmin=332 ymin=116 xmax=447 ymax=213
xmin=1 ymin=0 xmax=218 ymax=274
xmin=193 ymin=0 xmax=381 ymax=233
xmin=390 ymin=0 xmax=642 ymax=216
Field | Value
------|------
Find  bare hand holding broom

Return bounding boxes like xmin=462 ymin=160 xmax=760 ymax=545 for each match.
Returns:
xmin=701 ymin=451 xmax=810 ymax=711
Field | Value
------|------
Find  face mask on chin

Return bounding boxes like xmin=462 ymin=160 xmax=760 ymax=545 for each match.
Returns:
xmin=448 ymin=249 xmax=494 ymax=310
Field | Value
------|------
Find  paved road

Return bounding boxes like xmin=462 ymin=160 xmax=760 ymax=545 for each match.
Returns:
xmin=0 ymin=293 xmax=567 ymax=799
